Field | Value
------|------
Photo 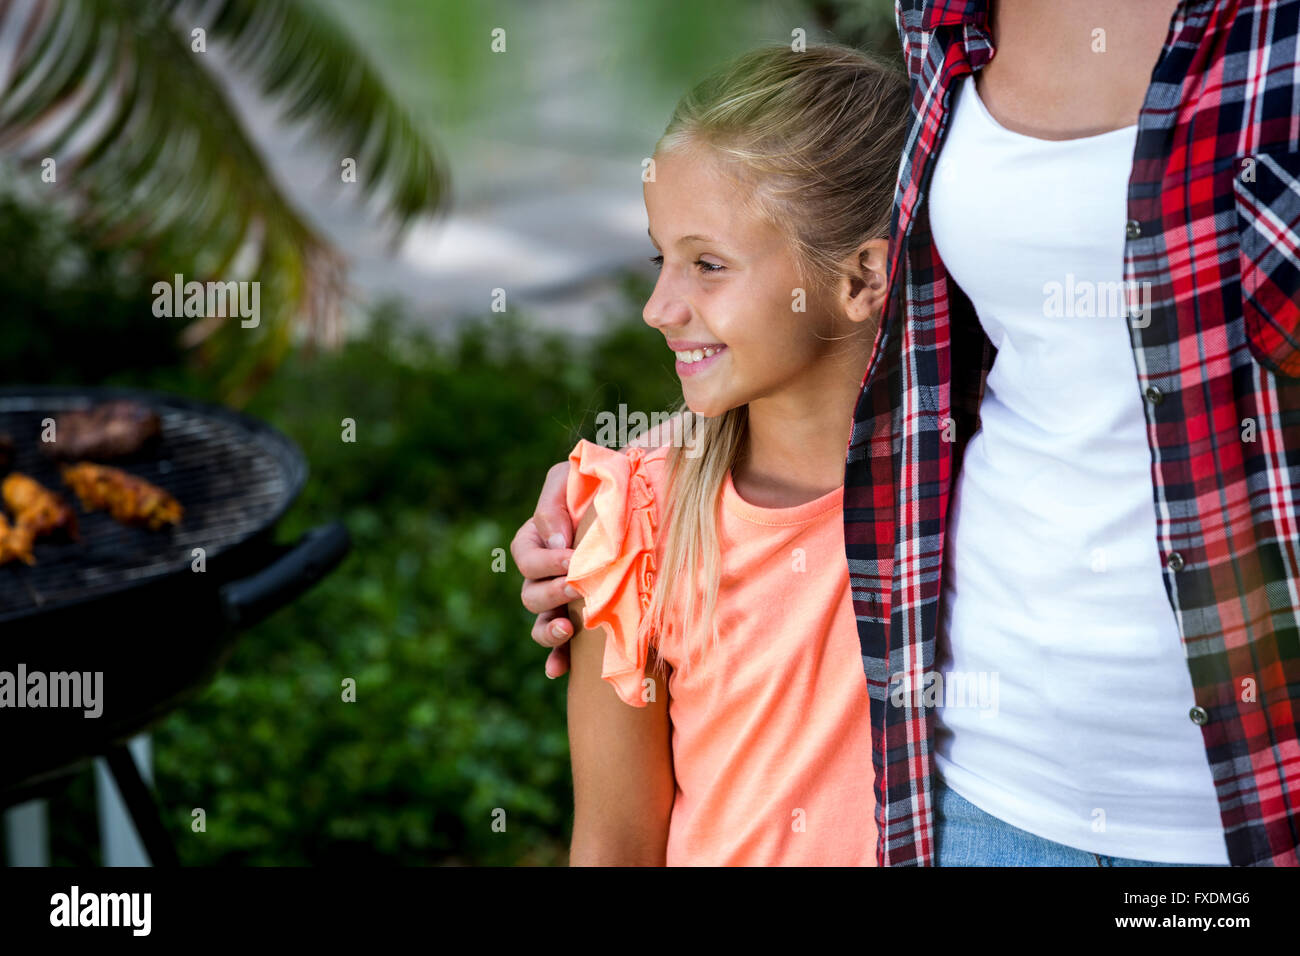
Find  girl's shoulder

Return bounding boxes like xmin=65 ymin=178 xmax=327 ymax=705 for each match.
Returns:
xmin=567 ymin=439 xmax=672 ymax=530
xmin=564 ymin=438 xmax=671 ymax=707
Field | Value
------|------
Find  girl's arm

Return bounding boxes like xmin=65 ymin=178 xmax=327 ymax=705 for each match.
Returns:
xmin=566 ymin=507 xmax=675 ymax=866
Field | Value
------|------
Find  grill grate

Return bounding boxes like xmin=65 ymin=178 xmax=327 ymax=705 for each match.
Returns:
xmin=0 ymin=389 xmax=305 ymax=621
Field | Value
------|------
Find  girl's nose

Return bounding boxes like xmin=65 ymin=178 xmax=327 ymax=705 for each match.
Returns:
xmin=643 ymin=277 xmax=691 ymax=332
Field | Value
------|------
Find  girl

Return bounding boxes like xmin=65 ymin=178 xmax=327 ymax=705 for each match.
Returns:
xmin=563 ymin=43 xmax=908 ymax=865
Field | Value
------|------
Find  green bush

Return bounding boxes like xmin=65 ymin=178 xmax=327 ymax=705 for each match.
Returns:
xmin=0 ymin=194 xmax=182 ymax=387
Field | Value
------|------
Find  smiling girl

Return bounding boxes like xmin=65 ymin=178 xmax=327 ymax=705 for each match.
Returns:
xmin=562 ymin=44 xmax=908 ymax=865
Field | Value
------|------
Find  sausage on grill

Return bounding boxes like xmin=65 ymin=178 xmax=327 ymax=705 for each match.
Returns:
xmin=43 ymin=401 xmax=161 ymax=461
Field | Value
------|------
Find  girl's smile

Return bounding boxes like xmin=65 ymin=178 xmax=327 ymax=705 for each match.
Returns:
xmin=667 ymin=340 xmax=728 ymax=375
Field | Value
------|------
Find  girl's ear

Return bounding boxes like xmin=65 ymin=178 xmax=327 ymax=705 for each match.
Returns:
xmin=839 ymin=238 xmax=890 ymax=323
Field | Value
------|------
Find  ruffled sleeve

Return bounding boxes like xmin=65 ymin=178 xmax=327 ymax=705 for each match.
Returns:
xmin=564 ymin=439 xmax=660 ymax=708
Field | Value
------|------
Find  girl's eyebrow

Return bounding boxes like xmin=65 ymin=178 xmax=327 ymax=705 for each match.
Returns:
xmin=647 ymin=228 xmax=720 ymax=247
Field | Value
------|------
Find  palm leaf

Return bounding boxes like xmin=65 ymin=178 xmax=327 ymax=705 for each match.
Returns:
xmin=172 ymin=0 xmax=446 ymax=228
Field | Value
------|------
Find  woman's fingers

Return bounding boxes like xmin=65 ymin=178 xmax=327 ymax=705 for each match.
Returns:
xmin=533 ymin=461 xmax=574 ymax=551
xmin=511 ymin=518 xmax=573 ymax=581
xmin=545 ymin=643 xmax=571 ymax=679
xmin=531 ymin=607 xmax=574 ymax=648
xmin=522 ymin=571 xmax=578 ymax=615
xmin=513 ymin=459 xmax=580 ymax=663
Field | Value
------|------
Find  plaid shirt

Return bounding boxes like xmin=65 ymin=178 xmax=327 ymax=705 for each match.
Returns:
xmin=847 ymin=0 xmax=1300 ymax=866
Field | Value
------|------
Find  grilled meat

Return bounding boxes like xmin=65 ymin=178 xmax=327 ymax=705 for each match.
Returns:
xmin=61 ymin=463 xmax=183 ymax=530
xmin=43 ymin=401 xmax=161 ymax=461
xmin=0 ymin=513 xmax=35 ymax=565
xmin=2 ymin=473 xmax=78 ymax=540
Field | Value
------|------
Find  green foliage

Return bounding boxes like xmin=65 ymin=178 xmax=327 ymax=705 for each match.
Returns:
xmin=808 ymin=0 xmax=900 ymax=56
xmin=0 ymin=192 xmax=180 ymax=387
xmin=146 ymin=285 xmax=678 ymax=865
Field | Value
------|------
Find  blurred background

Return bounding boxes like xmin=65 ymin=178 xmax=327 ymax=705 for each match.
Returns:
xmin=0 ymin=0 xmax=897 ymax=866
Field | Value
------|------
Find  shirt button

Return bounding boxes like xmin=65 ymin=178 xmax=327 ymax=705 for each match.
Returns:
xmin=1189 ymin=705 xmax=1210 ymax=726
xmin=1144 ymin=385 xmax=1163 ymax=404
xmin=1126 ymin=219 xmax=1142 ymax=239
xmin=1168 ymin=551 xmax=1184 ymax=572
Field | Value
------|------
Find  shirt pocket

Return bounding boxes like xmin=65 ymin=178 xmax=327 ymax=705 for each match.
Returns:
xmin=1233 ymin=148 xmax=1300 ymax=379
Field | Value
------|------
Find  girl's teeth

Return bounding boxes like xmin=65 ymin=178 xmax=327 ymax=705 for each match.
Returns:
xmin=676 ymin=346 xmax=723 ymax=364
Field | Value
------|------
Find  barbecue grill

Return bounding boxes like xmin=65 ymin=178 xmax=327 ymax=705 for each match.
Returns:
xmin=0 ymin=385 xmax=350 ymax=864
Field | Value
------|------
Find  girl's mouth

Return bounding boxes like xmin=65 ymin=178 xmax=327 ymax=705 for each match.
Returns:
xmin=673 ymin=344 xmax=727 ymax=376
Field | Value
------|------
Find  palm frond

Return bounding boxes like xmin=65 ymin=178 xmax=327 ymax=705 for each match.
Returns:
xmin=172 ymin=0 xmax=447 ymax=229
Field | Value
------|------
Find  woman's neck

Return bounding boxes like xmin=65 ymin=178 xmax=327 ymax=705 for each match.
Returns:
xmin=730 ymin=353 xmax=867 ymax=509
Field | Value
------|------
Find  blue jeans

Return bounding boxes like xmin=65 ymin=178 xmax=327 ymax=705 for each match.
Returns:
xmin=933 ymin=776 xmax=1227 ymax=867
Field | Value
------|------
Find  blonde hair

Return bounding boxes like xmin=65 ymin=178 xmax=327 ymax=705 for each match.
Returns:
xmin=641 ymin=43 xmax=909 ymax=668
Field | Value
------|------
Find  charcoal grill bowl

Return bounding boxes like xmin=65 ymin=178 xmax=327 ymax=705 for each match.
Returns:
xmin=0 ymin=386 xmax=350 ymax=798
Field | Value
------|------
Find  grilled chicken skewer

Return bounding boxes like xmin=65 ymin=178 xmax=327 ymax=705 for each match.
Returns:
xmin=2 ymin=473 xmax=79 ymax=540
xmin=61 ymin=463 xmax=183 ymax=530
xmin=0 ymin=513 xmax=35 ymax=565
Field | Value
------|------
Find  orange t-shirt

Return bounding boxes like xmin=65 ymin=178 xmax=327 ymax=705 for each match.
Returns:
xmin=565 ymin=439 xmax=877 ymax=866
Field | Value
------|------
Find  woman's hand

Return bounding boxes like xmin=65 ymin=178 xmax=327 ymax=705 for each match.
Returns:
xmin=512 ymin=413 xmax=683 ymax=677
xmin=512 ymin=460 xmax=578 ymax=677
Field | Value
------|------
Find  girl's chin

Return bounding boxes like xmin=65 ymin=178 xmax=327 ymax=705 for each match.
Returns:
xmin=683 ymin=393 xmax=738 ymax=419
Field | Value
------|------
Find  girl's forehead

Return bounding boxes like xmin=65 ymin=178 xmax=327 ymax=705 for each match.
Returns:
xmin=645 ymin=154 xmax=776 ymax=247
xmin=651 ymin=143 xmax=744 ymax=185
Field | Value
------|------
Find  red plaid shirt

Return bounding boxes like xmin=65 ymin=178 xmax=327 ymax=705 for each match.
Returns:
xmin=848 ymin=0 xmax=1300 ymax=866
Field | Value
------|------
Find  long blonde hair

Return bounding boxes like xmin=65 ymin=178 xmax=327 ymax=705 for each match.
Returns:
xmin=641 ymin=43 xmax=909 ymax=667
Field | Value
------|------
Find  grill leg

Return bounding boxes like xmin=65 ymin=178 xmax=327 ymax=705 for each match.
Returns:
xmin=103 ymin=743 xmax=179 ymax=867
xmin=4 ymin=799 xmax=50 ymax=866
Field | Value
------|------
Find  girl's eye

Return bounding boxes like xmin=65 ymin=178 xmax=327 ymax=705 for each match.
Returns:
xmin=648 ymin=255 xmax=723 ymax=274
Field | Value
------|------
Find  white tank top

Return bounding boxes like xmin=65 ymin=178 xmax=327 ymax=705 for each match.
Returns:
xmin=927 ymin=74 xmax=1229 ymax=864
